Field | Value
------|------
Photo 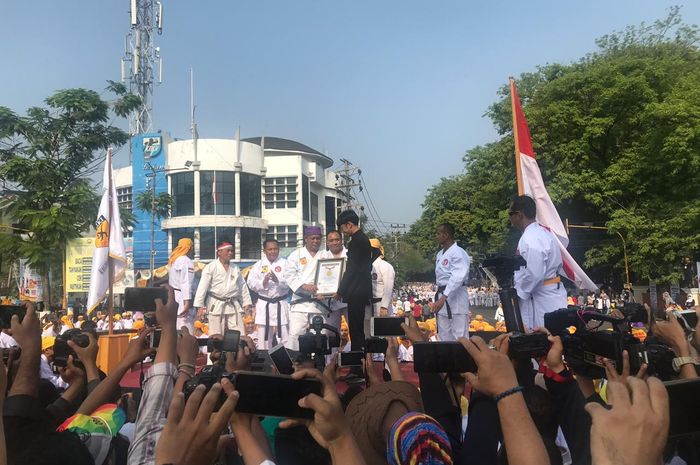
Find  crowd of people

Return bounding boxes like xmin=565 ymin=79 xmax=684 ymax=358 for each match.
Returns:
xmin=0 ymin=202 xmax=698 ymax=465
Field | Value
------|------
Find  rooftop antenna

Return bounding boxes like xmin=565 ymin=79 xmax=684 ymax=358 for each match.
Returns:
xmin=122 ymin=0 xmax=164 ymax=160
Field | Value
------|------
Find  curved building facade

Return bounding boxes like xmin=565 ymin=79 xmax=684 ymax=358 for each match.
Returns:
xmin=115 ymin=133 xmax=340 ymax=271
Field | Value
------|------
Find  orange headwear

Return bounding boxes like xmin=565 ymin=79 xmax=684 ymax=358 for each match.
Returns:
xmin=168 ymin=238 xmax=193 ymax=265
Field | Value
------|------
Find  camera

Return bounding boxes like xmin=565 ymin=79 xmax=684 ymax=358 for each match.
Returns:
xmin=508 ymin=332 xmax=550 ymax=358
xmin=544 ymin=305 xmax=673 ymax=379
xmin=298 ymin=316 xmax=340 ymax=370
xmin=183 ymin=363 xmax=234 ymax=412
xmin=1 ymin=346 xmax=20 ymax=365
xmin=53 ymin=329 xmax=90 ymax=368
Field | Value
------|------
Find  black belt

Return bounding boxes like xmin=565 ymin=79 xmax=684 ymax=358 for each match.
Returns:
xmin=371 ymin=297 xmax=382 ymax=303
xmin=207 ymin=292 xmax=239 ymax=305
xmin=290 ymin=295 xmax=333 ymax=316
xmin=253 ymin=292 xmax=290 ymax=341
xmin=435 ymin=286 xmax=452 ymax=319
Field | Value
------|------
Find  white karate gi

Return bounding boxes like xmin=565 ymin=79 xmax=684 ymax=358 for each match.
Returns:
xmin=193 ymin=260 xmax=252 ymax=336
xmin=366 ymin=256 xmax=395 ymax=334
xmin=514 ymin=223 xmax=568 ymax=330
xmin=247 ymin=256 xmax=291 ymax=349
xmin=435 ymin=243 xmax=471 ymax=341
xmin=169 ymin=255 xmax=195 ymax=333
xmin=285 ymin=246 xmax=338 ymax=350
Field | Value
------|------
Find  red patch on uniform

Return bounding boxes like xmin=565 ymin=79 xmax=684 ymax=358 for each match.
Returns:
xmin=442 ymin=259 xmax=448 ymax=266
xmin=372 ymin=272 xmax=378 ymax=280
xmin=275 ymin=266 xmax=282 ymax=273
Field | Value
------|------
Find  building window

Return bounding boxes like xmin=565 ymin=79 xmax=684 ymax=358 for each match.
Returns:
xmin=201 ymin=171 xmax=235 ymax=215
xmin=171 ymin=228 xmax=195 ymax=252
xmin=199 ymin=227 xmax=235 ymax=260
xmin=325 ymin=196 xmax=336 ymax=234
xmin=171 ymin=172 xmax=195 ymax=216
xmin=240 ymin=173 xmax=261 ymax=217
xmin=117 ymin=186 xmax=132 ymax=211
xmin=310 ymin=192 xmax=318 ymax=222
xmin=240 ymin=228 xmax=262 ymax=260
xmin=265 ymin=225 xmax=298 ymax=249
xmin=263 ymin=177 xmax=297 ymax=209
xmin=302 ymin=175 xmax=310 ymax=221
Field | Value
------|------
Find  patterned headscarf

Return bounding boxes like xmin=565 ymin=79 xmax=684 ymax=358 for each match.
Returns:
xmin=168 ymin=238 xmax=193 ymax=265
xmin=387 ymin=412 xmax=453 ymax=465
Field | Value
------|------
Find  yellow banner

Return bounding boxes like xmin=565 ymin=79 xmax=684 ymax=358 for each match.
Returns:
xmin=65 ymin=238 xmax=94 ymax=293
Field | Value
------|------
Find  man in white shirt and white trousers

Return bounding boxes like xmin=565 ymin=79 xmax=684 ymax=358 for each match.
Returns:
xmin=509 ymin=195 xmax=568 ymax=330
xmin=247 ymin=238 xmax=291 ymax=349
xmin=433 ymin=223 xmax=470 ymax=341
xmin=284 ymin=226 xmax=328 ymax=350
xmin=193 ymin=241 xmax=253 ymax=336
xmin=168 ymin=238 xmax=195 ymax=333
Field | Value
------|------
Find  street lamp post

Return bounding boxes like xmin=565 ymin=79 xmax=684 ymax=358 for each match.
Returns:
xmin=565 ymin=219 xmax=631 ymax=290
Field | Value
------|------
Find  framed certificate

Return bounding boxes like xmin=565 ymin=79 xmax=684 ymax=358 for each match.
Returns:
xmin=314 ymin=258 xmax=345 ymax=295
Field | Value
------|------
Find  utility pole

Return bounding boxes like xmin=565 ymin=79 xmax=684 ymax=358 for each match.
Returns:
xmin=390 ymin=223 xmax=405 ymax=274
xmin=334 ymin=158 xmax=363 ymax=214
xmin=121 ymin=0 xmax=164 ymax=139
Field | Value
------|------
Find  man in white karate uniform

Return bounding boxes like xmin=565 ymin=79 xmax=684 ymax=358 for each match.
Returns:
xmin=433 ymin=223 xmax=470 ymax=341
xmin=168 ymin=238 xmax=195 ymax=333
xmin=284 ymin=226 xmax=331 ymax=351
xmin=509 ymin=195 xmax=568 ymax=329
xmin=193 ymin=241 xmax=253 ymax=336
xmin=247 ymin=239 xmax=291 ymax=349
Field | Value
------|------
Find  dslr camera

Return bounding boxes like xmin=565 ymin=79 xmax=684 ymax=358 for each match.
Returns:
xmin=53 ymin=328 xmax=90 ymax=368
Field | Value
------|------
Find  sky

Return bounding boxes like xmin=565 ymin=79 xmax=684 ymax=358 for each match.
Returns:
xmin=2 ymin=1 xmax=699 ymax=232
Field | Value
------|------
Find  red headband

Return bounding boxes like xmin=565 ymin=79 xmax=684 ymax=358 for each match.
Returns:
xmin=217 ymin=242 xmax=233 ymax=251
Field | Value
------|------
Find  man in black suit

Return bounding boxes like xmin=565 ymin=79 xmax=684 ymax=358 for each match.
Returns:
xmin=333 ymin=209 xmax=372 ymax=352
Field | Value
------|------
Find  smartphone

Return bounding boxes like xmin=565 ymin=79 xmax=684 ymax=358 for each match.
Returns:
xmin=222 ymin=330 xmax=241 ymax=353
xmin=339 ymin=351 xmax=365 ymax=367
xmin=234 ymin=371 xmax=322 ymax=419
xmin=269 ymin=344 xmax=295 ymax=375
xmin=365 ymin=336 xmax=388 ymax=354
xmin=124 ymin=287 xmax=168 ymax=313
xmin=149 ymin=329 xmax=162 ymax=349
xmin=674 ymin=310 xmax=699 ymax=331
xmin=413 ymin=341 xmax=477 ymax=373
xmin=665 ymin=378 xmax=700 ymax=438
xmin=52 ymin=338 xmax=71 ymax=368
xmin=0 ymin=305 xmax=26 ymax=329
xmin=370 ymin=317 xmax=408 ymax=337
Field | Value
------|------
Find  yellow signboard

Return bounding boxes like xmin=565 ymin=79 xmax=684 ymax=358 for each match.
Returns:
xmin=65 ymin=238 xmax=94 ymax=293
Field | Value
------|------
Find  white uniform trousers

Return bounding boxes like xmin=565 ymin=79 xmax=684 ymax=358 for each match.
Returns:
xmin=208 ymin=312 xmax=244 ymax=337
xmin=437 ymin=313 xmax=469 ymax=341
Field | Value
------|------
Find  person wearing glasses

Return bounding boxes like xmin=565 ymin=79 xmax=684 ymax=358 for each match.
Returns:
xmin=508 ymin=195 xmax=567 ymax=329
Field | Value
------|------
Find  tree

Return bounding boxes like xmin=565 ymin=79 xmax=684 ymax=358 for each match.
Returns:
xmin=135 ymin=191 xmax=174 ymax=220
xmin=411 ymin=7 xmax=700 ymax=284
xmin=0 ymin=83 xmax=140 ymax=304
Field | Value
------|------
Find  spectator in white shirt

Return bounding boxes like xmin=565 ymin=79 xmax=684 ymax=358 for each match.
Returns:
xmin=398 ymin=337 xmax=413 ymax=362
xmin=40 ymin=336 xmax=68 ymax=389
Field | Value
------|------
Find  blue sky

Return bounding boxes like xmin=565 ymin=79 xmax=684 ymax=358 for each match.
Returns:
xmin=2 ymin=1 xmax=699 ymax=231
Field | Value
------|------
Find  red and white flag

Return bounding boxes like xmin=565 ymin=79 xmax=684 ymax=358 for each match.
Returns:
xmin=510 ymin=79 xmax=597 ymax=292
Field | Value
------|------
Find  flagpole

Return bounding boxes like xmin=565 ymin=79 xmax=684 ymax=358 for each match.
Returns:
xmin=510 ymin=77 xmax=524 ymax=195
xmin=107 ymin=148 xmax=114 ymax=336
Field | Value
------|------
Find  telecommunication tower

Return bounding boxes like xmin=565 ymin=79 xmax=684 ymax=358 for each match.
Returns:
xmin=121 ymin=0 xmax=163 ymax=136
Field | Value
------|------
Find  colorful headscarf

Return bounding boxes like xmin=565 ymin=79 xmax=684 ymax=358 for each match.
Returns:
xmin=387 ymin=412 xmax=453 ymax=465
xmin=168 ymin=238 xmax=193 ymax=265
xmin=57 ymin=404 xmax=126 ymax=465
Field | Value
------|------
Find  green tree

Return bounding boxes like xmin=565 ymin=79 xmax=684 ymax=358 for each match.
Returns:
xmin=411 ymin=7 xmax=700 ymax=284
xmin=0 ymin=83 xmax=140 ymax=304
xmin=135 ymin=191 xmax=174 ymax=221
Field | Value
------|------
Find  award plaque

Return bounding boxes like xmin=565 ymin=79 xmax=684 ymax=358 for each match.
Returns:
xmin=314 ymin=258 xmax=345 ymax=295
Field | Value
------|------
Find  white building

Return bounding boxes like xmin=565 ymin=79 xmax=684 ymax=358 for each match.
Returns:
xmin=115 ymin=134 xmax=341 ymax=268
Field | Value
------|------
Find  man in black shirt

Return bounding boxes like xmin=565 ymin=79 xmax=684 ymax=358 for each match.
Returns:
xmin=334 ymin=209 xmax=372 ymax=352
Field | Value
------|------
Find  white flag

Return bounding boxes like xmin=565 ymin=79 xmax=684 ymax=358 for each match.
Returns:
xmin=87 ymin=149 xmax=127 ymax=314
